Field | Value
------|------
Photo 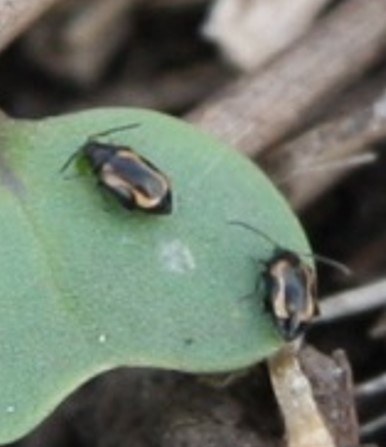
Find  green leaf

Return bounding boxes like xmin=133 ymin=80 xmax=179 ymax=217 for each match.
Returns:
xmin=0 ymin=108 xmax=311 ymax=443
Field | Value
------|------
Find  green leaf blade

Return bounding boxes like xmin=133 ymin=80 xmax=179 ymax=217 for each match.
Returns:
xmin=0 ymin=108 xmax=311 ymax=442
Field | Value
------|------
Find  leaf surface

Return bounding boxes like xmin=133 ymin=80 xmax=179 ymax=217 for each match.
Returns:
xmin=0 ymin=108 xmax=311 ymax=442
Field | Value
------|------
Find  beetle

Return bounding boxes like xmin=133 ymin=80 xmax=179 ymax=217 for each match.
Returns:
xmin=229 ymin=221 xmax=349 ymax=341
xmin=61 ymin=124 xmax=172 ymax=214
xmin=263 ymin=249 xmax=318 ymax=341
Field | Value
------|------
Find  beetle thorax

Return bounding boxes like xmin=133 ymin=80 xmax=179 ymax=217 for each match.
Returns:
xmin=84 ymin=142 xmax=114 ymax=170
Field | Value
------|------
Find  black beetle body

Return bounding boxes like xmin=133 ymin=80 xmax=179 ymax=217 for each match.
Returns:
xmin=264 ymin=250 xmax=318 ymax=341
xmin=62 ymin=125 xmax=172 ymax=214
xmin=84 ymin=142 xmax=172 ymax=214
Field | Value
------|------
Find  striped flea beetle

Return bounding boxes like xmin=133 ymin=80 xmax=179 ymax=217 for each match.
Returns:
xmin=229 ymin=221 xmax=349 ymax=341
xmin=61 ymin=124 xmax=172 ymax=214
xmin=263 ymin=249 xmax=318 ymax=341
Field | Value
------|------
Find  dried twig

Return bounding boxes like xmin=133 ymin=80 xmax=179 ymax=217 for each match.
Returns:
xmin=261 ymin=88 xmax=386 ymax=209
xmin=24 ymin=0 xmax=136 ymax=84
xmin=80 ymin=64 xmax=230 ymax=112
xmin=317 ymin=279 xmax=386 ymax=323
xmin=356 ymin=371 xmax=386 ymax=398
xmin=202 ymin=0 xmax=330 ymax=71
xmin=0 ymin=0 xmax=60 ymax=53
xmin=187 ymin=0 xmax=386 ymax=156
xmin=144 ymin=0 xmax=208 ymax=7
xmin=360 ymin=414 xmax=386 ymax=439
xmin=268 ymin=346 xmax=335 ymax=447
xmin=369 ymin=311 xmax=386 ymax=339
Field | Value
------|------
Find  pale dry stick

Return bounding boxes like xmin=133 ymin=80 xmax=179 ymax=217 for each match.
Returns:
xmin=360 ymin=413 xmax=386 ymax=439
xmin=0 ymin=0 xmax=61 ymax=53
xmin=82 ymin=63 xmax=230 ymax=111
xmin=144 ymin=0 xmax=208 ymax=7
xmin=356 ymin=371 xmax=386 ymax=398
xmin=276 ymin=152 xmax=377 ymax=184
xmin=370 ymin=311 xmax=386 ymax=339
xmin=187 ymin=0 xmax=386 ymax=156
xmin=261 ymin=88 xmax=386 ymax=209
xmin=317 ymin=67 xmax=386 ymax=120
xmin=63 ymin=0 xmax=135 ymax=48
xmin=202 ymin=0 xmax=331 ymax=71
xmin=356 ymin=372 xmax=386 ymax=442
xmin=25 ymin=0 xmax=136 ymax=83
xmin=317 ymin=279 xmax=386 ymax=324
xmin=268 ymin=346 xmax=335 ymax=447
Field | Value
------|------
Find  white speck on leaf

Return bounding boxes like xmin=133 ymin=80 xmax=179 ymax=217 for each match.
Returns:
xmin=6 ymin=406 xmax=15 ymax=414
xmin=98 ymin=334 xmax=107 ymax=343
xmin=120 ymin=236 xmax=134 ymax=246
xmin=159 ymin=240 xmax=196 ymax=274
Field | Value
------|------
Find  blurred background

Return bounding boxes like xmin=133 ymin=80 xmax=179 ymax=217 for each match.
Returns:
xmin=1 ymin=0 xmax=386 ymax=446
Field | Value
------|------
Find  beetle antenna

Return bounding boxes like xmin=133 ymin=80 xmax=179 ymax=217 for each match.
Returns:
xmin=299 ymin=252 xmax=352 ymax=276
xmin=229 ymin=220 xmax=351 ymax=276
xmin=228 ymin=220 xmax=281 ymax=248
xmin=60 ymin=123 xmax=140 ymax=173
xmin=60 ymin=150 xmax=81 ymax=173
xmin=88 ymin=123 xmax=140 ymax=141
